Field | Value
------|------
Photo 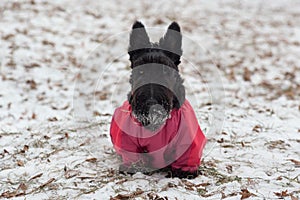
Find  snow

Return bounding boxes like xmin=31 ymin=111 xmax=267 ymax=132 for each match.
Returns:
xmin=0 ymin=0 xmax=300 ymax=199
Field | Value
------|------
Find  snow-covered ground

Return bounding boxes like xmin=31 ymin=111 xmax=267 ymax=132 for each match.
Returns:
xmin=0 ymin=0 xmax=299 ymax=199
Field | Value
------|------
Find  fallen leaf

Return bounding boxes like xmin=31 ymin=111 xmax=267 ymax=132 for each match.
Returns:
xmin=154 ymin=18 xmax=164 ymax=25
xmin=48 ymin=117 xmax=58 ymax=121
xmin=85 ymin=158 xmax=97 ymax=163
xmin=24 ymin=63 xmax=40 ymax=69
xmin=95 ymin=91 xmax=108 ymax=100
xmin=1 ymin=191 xmax=17 ymax=198
xmin=28 ymin=173 xmax=43 ymax=181
xmin=259 ymin=81 xmax=274 ymax=90
xmin=289 ymin=159 xmax=300 ymax=167
xmin=20 ymin=145 xmax=29 ymax=153
xmin=243 ymin=68 xmax=251 ymax=81
xmin=17 ymin=160 xmax=24 ymax=166
xmin=217 ymin=138 xmax=224 ymax=143
xmin=222 ymin=144 xmax=235 ymax=148
xmin=111 ymin=188 xmax=144 ymax=200
xmin=240 ymin=189 xmax=253 ymax=199
xmin=39 ymin=178 xmax=55 ymax=189
xmin=2 ymin=34 xmax=14 ymax=40
xmin=51 ymin=104 xmax=69 ymax=110
xmin=42 ymin=40 xmax=55 ymax=47
xmin=18 ymin=182 xmax=27 ymax=191
xmin=274 ymin=190 xmax=289 ymax=198
xmin=26 ymin=80 xmax=37 ymax=90
xmin=64 ymin=170 xmax=80 ymax=179
xmin=252 ymin=125 xmax=262 ymax=132
xmin=226 ymin=165 xmax=233 ymax=173
xmin=147 ymin=192 xmax=159 ymax=200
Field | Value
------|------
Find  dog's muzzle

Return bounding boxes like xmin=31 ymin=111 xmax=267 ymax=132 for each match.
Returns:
xmin=133 ymin=97 xmax=170 ymax=131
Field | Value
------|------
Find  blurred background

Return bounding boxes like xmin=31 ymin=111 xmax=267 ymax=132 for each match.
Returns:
xmin=0 ymin=0 xmax=299 ymax=199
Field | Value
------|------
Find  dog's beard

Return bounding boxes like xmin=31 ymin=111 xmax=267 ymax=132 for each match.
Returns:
xmin=133 ymin=104 xmax=169 ymax=131
xmin=131 ymin=85 xmax=173 ymax=131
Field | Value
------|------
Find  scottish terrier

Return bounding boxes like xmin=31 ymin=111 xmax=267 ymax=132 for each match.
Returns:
xmin=110 ymin=21 xmax=206 ymax=178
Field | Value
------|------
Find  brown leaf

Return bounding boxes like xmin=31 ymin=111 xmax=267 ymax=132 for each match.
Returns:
xmin=1 ymin=191 xmax=17 ymax=198
xmin=289 ymin=159 xmax=300 ymax=167
xmin=64 ymin=170 xmax=80 ymax=179
xmin=252 ymin=125 xmax=262 ymax=132
xmin=240 ymin=189 xmax=254 ymax=199
xmin=2 ymin=34 xmax=14 ymax=40
xmin=147 ymin=192 xmax=160 ymax=200
xmin=274 ymin=190 xmax=289 ymax=198
xmin=267 ymin=140 xmax=289 ymax=150
xmin=95 ymin=91 xmax=108 ymax=100
xmin=221 ymin=144 xmax=235 ymax=148
xmin=241 ymin=141 xmax=245 ymax=147
xmin=18 ymin=182 xmax=27 ymax=191
xmin=42 ymin=40 xmax=55 ymax=47
xmin=154 ymin=18 xmax=164 ymax=25
xmin=226 ymin=165 xmax=233 ymax=173
xmin=28 ymin=173 xmax=43 ymax=181
xmin=39 ymin=178 xmax=55 ymax=189
xmin=26 ymin=80 xmax=37 ymax=90
xmin=20 ymin=145 xmax=29 ymax=153
xmin=17 ymin=160 xmax=24 ymax=166
xmin=51 ymin=104 xmax=69 ymax=110
xmin=243 ymin=68 xmax=251 ymax=81
xmin=44 ymin=135 xmax=51 ymax=139
xmin=111 ymin=188 xmax=144 ymax=200
xmin=85 ymin=158 xmax=97 ymax=163
xmin=24 ymin=63 xmax=40 ymax=69
xmin=93 ymin=111 xmax=101 ymax=116
xmin=48 ymin=117 xmax=58 ymax=121
xmin=259 ymin=81 xmax=275 ymax=90
xmin=217 ymin=138 xmax=224 ymax=143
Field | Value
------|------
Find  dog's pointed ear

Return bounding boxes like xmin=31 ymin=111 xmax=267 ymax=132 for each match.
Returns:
xmin=159 ymin=22 xmax=182 ymax=66
xmin=128 ymin=21 xmax=151 ymax=62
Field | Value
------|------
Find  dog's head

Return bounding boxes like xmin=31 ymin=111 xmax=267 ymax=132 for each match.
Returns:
xmin=127 ymin=21 xmax=185 ymax=131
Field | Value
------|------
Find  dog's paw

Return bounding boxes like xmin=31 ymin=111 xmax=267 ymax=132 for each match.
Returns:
xmin=118 ymin=164 xmax=153 ymax=175
xmin=118 ymin=164 xmax=137 ymax=175
xmin=165 ymin=168 xmax=199 ymax=179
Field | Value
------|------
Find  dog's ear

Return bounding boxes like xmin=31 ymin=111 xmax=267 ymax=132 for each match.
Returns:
xmin=128 ymin=21 xmax=151 ymax=63
xmin=159 ymin=22 xmax=182 ymax=66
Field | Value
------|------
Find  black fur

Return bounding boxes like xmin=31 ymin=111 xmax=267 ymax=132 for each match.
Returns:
xmin=128 ymin=21 xmax=185 ymax=131
xmin=124 ymin=21 xmax=198 ymax=178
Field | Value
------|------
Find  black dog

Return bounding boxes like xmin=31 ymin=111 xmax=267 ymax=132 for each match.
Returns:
xmin=128 ymin=21 xmax=185 ymax=131
xmin=110 ymin=21 xmax=206 ymax=178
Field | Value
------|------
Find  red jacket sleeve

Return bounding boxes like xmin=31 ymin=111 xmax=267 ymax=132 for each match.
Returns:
xmin=170 ymin=101 xmax=206 ymax=172
xmin=110 ymin=103 xmax=141 ymax=166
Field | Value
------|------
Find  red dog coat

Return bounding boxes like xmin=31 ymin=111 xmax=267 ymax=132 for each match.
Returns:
xmin=110 ymin=100 xmax=206 ymax=172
